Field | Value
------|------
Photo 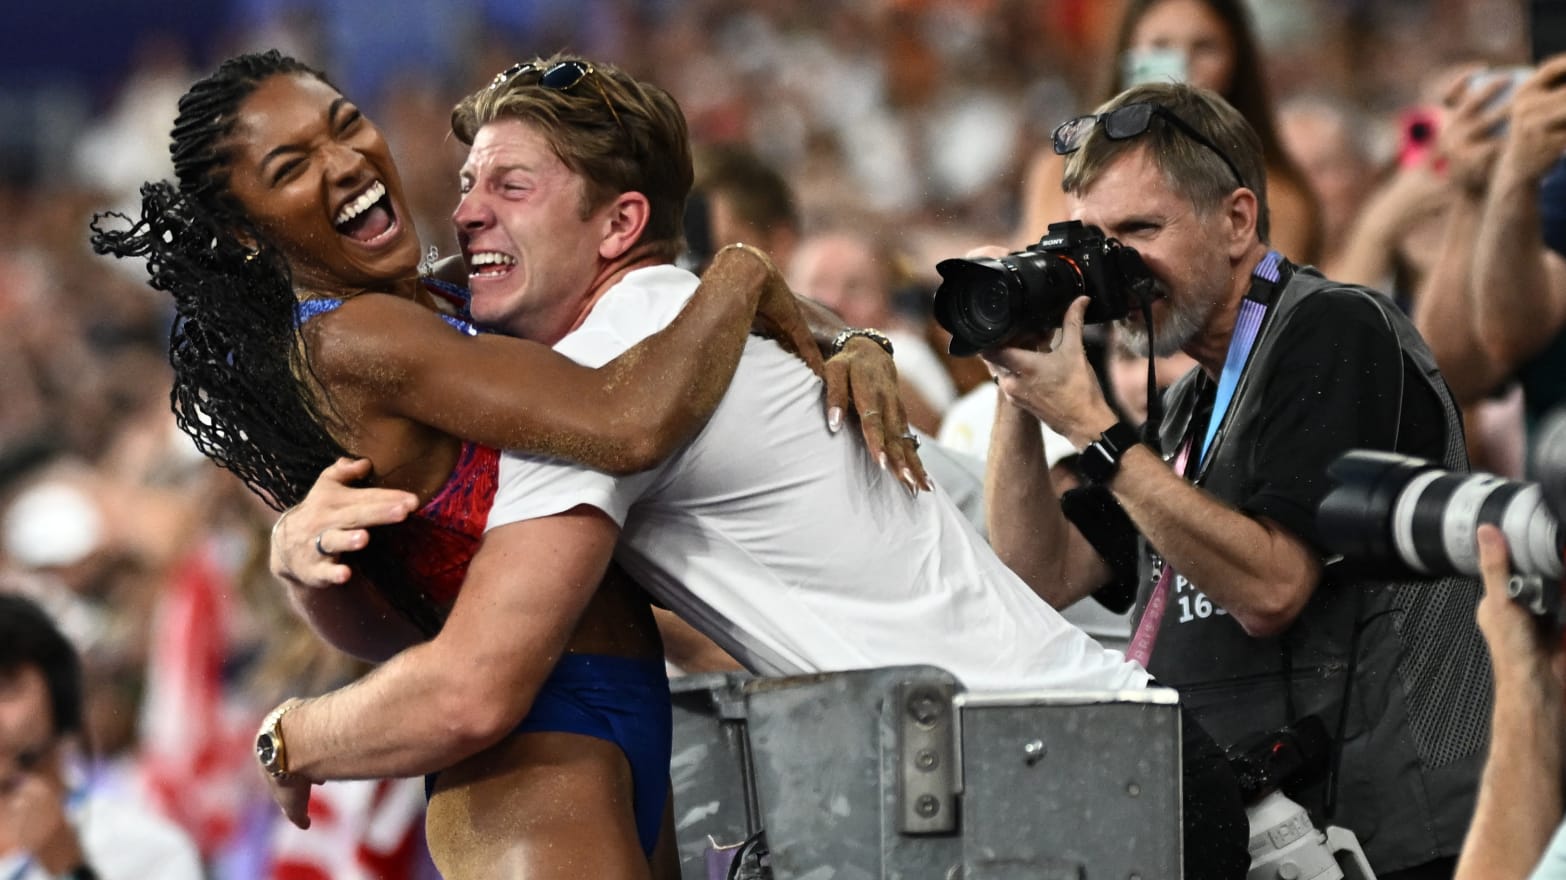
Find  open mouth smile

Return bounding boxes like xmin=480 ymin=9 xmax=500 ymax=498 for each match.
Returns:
xmin=467 ymin=250 xmax=518 ymax=279
xmin=333 ymin=180 xmax=399 ymax=245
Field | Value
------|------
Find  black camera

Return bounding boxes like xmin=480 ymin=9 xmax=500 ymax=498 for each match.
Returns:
xmin=1317 ymin=409 xmax=1566 ymax=620
xmin=932 ymin=221 xmax=1157 ymax=356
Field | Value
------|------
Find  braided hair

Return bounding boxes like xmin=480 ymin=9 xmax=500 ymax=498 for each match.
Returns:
xmin=90 ymin=50 xmax=347 ymax=511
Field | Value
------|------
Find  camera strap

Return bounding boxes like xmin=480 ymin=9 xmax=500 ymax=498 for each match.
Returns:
xmin=1125 ymin=251 xmax=1286 ymax=668
xmin=1196 ymin=250 xmax=1285 ymax=468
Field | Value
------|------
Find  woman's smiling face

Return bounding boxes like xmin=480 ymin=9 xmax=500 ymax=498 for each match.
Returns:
xmin=222 ymin=73 xmax=423 ymax=294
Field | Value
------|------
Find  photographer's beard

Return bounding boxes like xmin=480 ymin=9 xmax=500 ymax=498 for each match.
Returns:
xmin=1117 ymin=287 xmax=1217 ymax=359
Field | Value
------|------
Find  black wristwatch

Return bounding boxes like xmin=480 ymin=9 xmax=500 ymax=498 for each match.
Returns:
xmin=1077 ymin=422 xmax=1141 ymax=486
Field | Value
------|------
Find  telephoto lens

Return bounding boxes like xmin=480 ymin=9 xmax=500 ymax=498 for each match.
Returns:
xmin=1318 ymin=451 xmax=1562 ymax=580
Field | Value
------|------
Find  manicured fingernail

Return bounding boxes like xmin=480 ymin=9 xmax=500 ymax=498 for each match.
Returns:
xmin=902 ymin=468 xmax=918 ymax=490
xmin=828 ymin=407 xmax=843 ymax=432
xmin=879 ymin=452 xmax=889 ymax=471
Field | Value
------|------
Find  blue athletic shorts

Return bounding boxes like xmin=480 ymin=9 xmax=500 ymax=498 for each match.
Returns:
xmin=426 ymin=652 xmax=673 ymax=856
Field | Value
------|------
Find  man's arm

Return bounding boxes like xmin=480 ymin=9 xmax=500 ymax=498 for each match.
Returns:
xmin=986 ymin=298 xmax=1319 ymax=637
xmin=1472 ymin=57 xmax=1566 ymax=366
xmin=1413 ymin=67 xmax=1512 ymax=404
xmin=1454 ymin=525 xmax=1566 ymax=880
xmin=267 ymin=507 xmax=618 ymax=826
xmin=984 ymin=383 xmax=1112 ymax=607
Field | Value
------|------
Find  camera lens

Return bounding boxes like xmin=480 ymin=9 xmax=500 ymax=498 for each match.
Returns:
xmin=1319 ymin=450 xmax=1563 ymax=579
xmin=966 ymin=278 xmax=1014 ymax=333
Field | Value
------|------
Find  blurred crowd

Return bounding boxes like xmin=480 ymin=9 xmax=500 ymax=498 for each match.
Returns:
xmin=0 ymin=0 xmax=1547 ymax=876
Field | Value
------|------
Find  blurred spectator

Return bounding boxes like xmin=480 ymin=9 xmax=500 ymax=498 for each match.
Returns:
xmin=0 ymin=592 xmax=202 ymax=880
xmin=790 ymin=229 xmax=958 ymax=433
xmin=1415 ymin=56 xmax=1566 ymax=472
xmin=1016 ymin=0 xmax=1323 ymax=264
xmin=71 ymin=35 xmax=188 ymax=209
xmin=1277 ymin=93 xmax=1380 ymax=275
xmin=692 ymin=144 xmax=803 ymax=271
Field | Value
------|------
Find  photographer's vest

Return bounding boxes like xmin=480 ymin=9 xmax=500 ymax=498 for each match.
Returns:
xmin=1141 ymin=261 xmax=1491 ymax=872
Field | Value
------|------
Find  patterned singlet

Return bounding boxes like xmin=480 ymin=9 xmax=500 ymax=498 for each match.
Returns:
xmin=296 ymin=277 xmax=497 ymax=631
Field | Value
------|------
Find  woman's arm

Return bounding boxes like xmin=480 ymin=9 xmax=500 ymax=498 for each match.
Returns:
xmin=314 ymin=245 xmax=926 ymax=484
xmin=311 ymin=245 xmax=778 ymax=474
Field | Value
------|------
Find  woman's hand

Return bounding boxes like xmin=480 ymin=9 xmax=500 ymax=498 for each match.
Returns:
xmin=825 ymin=337 xmax=930 ymax=492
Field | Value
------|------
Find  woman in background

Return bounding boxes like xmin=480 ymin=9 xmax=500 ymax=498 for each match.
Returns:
xmin=1018 ymin=0 xmax=1322 ymax=264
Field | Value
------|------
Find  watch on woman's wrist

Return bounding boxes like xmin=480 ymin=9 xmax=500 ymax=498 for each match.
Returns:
xmin=1077 ymin=421 xmax=1141 ymax=485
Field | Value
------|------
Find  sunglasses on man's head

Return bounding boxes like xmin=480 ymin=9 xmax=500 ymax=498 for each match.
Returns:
xmin=487 ymin=59 xmax=626 ymax=133
xmin=1051 ymin=102 xmax=1247 ymax=191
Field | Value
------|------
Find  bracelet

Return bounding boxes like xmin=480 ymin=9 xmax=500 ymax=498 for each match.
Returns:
xmin=716 ymin=242 xmax=777 ymax=273
xmin=829 ymin=327 xmax=895 ymax=358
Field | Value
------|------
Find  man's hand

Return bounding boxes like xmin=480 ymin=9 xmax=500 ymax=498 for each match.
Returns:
xmin=981 ymin=296 xmax=1118 ymax=447
xmin=271 ymin=458 xmax=419 ymax=589
xmin=1439 ymin=66 xmax=1514 ymax=194
xmin=1500 ymin=55 xmax=1566 ymax=185
xmin=1476 ymin=524 xmax=1566 ymax=692
xmin=0 ymin=770 xmax=84 ymax=874
xmin=263 ymin=771 xmax=315 ymax=830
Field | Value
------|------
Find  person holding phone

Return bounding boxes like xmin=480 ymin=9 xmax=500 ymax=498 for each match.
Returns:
xmin=1414 ymin=52 xmax=1566 ymax=451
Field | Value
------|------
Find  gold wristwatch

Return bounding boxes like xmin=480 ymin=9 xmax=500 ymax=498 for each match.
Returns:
xmin=255 ymin=698 xmax=302 ymax=778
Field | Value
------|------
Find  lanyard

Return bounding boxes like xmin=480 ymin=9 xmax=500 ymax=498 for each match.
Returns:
xmin=1196 ymin=250 xmax=1281 ymax=468
xmin=1124 ymin=251 xmax=1283 ymax=668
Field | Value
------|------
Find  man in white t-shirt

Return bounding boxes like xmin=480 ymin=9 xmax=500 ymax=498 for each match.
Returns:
xmin=267 ymin=55 xmax=1249 ymax=877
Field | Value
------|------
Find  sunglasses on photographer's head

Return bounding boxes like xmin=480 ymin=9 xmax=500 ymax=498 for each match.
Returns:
xmin=488 ymin=59 xmax=626 ymax=133
xmin=1052 ymin=102 xmax=1247 ymax=191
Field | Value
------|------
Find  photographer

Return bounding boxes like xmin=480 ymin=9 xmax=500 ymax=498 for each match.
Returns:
xmin=983 ymin=82 xmax=1489 ymax=879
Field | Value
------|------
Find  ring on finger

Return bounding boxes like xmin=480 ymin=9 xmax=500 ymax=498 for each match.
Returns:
xmin=901 ymin=432 xmax=920 ymax=449
xmin=315 ymin=532 xmax=329 ymax=556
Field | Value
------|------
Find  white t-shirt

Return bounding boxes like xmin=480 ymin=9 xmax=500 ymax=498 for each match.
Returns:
xmin=488 ymin=265 xmax=1148 ymax=693
xmin=0 ymin=790 xmax=203 ymax=880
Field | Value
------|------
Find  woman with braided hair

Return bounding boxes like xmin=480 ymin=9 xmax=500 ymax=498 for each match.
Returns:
xmin=92 ymin=50 xmax=918 ymax=878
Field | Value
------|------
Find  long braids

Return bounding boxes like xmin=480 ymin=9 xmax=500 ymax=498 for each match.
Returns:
xmin=89 ymin=51 xmax=346 ymax=511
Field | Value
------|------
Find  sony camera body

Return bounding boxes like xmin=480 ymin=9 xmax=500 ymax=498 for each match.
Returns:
xmin=932 ymin=220 xmax=1156 ymax=356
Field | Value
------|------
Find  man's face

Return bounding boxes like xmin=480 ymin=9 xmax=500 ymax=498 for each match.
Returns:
xmin=1068 ymin=146 xmax=1231 ymax=358
xmin=453 ymin=119 xmax=611 ymax=342
xmin=789 ymin=234 xmax=889 ymax=330
xmin=0 ymin=665 xmax=59 ymax=800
